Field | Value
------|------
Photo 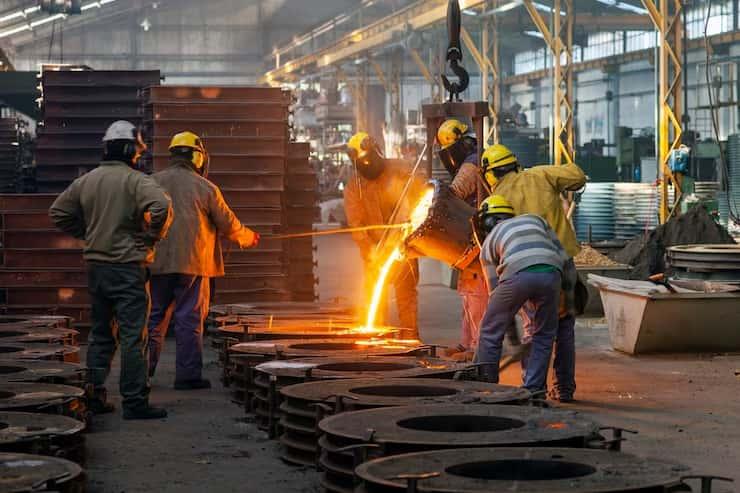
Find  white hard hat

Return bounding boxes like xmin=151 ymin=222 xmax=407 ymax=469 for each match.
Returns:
xmin=102 ymin=120 xmax=137 ymax=142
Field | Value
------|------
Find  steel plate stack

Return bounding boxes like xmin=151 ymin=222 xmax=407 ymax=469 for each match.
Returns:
xmin=35 ymin=68 xmax=161 ymax=191
xmin=0 ymin=194 xmax=90 ymax=323
xmin=144 ymin=86 xmax=317 ymax=303
xmin=575 ymin=183 xmax=614 ymax=241
xmin=285 ymin=142 xmax=319 ymax=301
xmin=667 ymin=244 xmax=740 ymax=282
xmin=693 ymin=181 xmax=719 ymax=201
xmin=0 ymin=119 xmax=17 ymax=192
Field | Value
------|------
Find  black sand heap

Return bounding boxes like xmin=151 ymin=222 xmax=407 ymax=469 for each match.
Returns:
xmin=609 ymin=204 xmax=736 ymax=279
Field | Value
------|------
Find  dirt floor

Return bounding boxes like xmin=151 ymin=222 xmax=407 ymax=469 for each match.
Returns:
xmin=84 ymin=234 xmax=740 ymax=492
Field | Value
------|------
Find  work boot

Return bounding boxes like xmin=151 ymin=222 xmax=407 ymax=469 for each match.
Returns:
xmin=174 ymin=378 xmax=211 ymax=390
xmin=89 ymin=388 xmax=115 ymax=415
xmin=123 ymin=404 xmax=168 ymax=420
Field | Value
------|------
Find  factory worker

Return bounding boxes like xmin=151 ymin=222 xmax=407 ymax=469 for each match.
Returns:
xmin=435 ymin=119 xmax=489 ymax=358
xmin=50 ymin=120 xmax=173 ymax=420
xmin=481 ymin=145 xmax=586 ymax=401
xmin=343 ymin=131 xmax=427 ymax=338
xmin=147 ymin=131 xmax=259 ymax=390
xmin=474 ymin=195 xmax=576 ymax=392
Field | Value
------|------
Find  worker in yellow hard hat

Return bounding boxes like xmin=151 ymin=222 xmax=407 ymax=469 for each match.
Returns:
xmin=435 ymin=119 xmax=489 ymax=359
xmin=474 ymin=195 xmax=574 ymax=391
xmin=147 ymin=131 xmax=259 ymax=390
xmin=481 ymin=144 xmax=586 ymax=402
xmin=344 ymin=131 xmax=427 ymax=337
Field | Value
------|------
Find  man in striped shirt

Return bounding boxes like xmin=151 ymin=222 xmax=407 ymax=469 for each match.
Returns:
xmin=474 ymin=195 xmax=575 ymax=392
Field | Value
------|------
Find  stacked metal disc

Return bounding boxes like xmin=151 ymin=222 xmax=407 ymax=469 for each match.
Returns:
xmin=317 ymin=404 xmax=603 ymax=493
xmin=667 ymin=244 xmax=740 ymax=282
xmin=0 ymin=359 xmax=83 ymax=386
xmin=575 ymin=183 xmax=614 ymax=242
xmin=279 ymin=379 xmax=530 ymax=467
xmin=612 ymin=183 xmax=659 ymax=240
xmin=250 ymin=357 xmax=472 ymax=442
xmin=0 ymin=452 xmax=85 ymax=492
xmin=0 ymin=382 xmax=87 ymax=423
xmin=721 ymin=134 xmax=740 ymax=233
xmin=0 ymin=343 xmax=80 ymax=363
xmin=354 ymin=447 xmax=691 ymax=493
xmin=0 ymin=326 xmax=79 ymax=346
xmin=0 ymin=412 xmax=85 ymax=464
xmin=226 ymin=339 xmax=426 ymax=409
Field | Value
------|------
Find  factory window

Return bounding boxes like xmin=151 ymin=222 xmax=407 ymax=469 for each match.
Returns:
xmin=583 ymin=32 xmax=624 ymax=61
xmin=685 ymin=0 xmax=734 ymax=39
xmin=625 ymin=31 xmax=656 ymax=52
xmin=514 ymin=48 xmax=548 ymax=75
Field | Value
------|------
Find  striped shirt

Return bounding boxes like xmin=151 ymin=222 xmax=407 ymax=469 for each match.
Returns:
xmin=480 ymin=214 xmax=569 ymax=289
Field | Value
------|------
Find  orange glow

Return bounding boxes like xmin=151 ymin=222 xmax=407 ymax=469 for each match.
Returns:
xmin=408 ymin=187 xmax=434 ymax=234
xmin=363 ymin=247 xmax=402 ymax=330
xmin=352 ymin=188 xmax=436 ymax=335
xmin=543 ymin=422 xmax=568 ymax=429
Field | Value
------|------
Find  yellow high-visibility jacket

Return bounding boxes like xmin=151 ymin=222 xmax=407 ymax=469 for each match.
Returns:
xmin=492 ymin=162 xmax=586 ymax=258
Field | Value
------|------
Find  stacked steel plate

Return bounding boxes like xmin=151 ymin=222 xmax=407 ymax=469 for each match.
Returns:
xmin=144 ymin=86 xmax=318 ymax=303
xmin=0 ymin=119 xmax=17 ymax=192
xmin=0 ymin=452 xmax=85 ymax=492
xmin=0 ymin=194 xmax=89 ymax=323
xmin=35 ymin=68 xmax=161 ymax=191
xmin=720 ymin=134 xmax=740 ymax=232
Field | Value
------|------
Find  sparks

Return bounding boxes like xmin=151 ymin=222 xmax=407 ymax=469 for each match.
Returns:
xmin=408 ymin=187 xmax=435 ymax=234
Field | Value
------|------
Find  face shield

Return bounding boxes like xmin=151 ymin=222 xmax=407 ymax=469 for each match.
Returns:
xmin=437 ymin=135 xmax=476 ymax=177
xmin=347 ymin=139 xmax=385 ymax=180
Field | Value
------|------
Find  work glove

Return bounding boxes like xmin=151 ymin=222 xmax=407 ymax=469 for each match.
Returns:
xmin=238 ymin=228 xmax=259 ymax=249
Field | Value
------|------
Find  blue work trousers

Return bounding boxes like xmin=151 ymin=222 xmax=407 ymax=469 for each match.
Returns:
xmin=521 ymin=311 xmax=576 ymax=398
xmin=475 ymin=270 xmax=560 ymax=392
xmin=147 ymin=274 xmax=209 ymax=382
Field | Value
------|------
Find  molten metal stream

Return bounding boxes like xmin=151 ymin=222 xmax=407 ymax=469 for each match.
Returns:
xmin=361 ymin=187 xmax=436 ymax=332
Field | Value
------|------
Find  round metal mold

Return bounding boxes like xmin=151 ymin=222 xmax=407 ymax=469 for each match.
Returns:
xmin=0 ymin=452 xmax=84 ymax=493
xmin=0 ymin=412 xmax=86 ymax=464
xmin=225 ymin=339 xmax=426 ymax=418
xmin=278 ymin=379 xmax=530 ymax=467
xmin=318 ymin=404 xmax=602 ymax=493
xmin=0 ymin=360 xmax=83 ymax=385
xmin=355 ymin=447 xmax=691 ymax=493
xmin=0 ymin=383 xmax=87 ymax=422
xmin=0 ymin=327 xmax=79 ymax=346
xmin=249 ymin=357 xmax=471 ymax=443
xmin=0 ymin=344 xmax=80 ymax=364
xmin=0 ymin=316 xmax=71 ymax=330
xmin=211 ymin=301 xmax=355 ymax=319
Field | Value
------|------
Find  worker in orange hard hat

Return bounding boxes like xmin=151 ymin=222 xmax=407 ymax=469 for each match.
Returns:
xmin=435 ymin=119 xmax=489 ymax=360
xmin=481 ymin=144 xmax=586 ymax=402
xmin=344 ymin=131 xmax=427 ymax=338
xmin=147 ymin=131 xmax=259 ymax=390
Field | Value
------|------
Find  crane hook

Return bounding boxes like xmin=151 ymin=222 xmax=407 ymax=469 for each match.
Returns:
xmin=441 ymin=0 xmax=469 ymax=101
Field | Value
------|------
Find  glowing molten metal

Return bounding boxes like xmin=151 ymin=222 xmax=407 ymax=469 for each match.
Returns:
xmin=359 ymin=186 xmax=435 ymax=333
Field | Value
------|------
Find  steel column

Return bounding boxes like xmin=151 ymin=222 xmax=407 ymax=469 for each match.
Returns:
xmin=522 ymin=0 xmax=574 ymax=165
xmin=642 ymin=0 xmax=683 ymax=223
xmin=483 ymin=0 xmax=501 ymax=144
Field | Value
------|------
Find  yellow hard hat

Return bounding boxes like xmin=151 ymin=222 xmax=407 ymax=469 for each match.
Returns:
xmin=481 ymin=144 xmax=518 ymax=187
xmin=436 ymin=119 xmax=468 ymax=150
xmin=347 ymin=131 xmax=372 ymax=158
xmin=169 ymin=131 xmax=205 ymax=153
xmin=479 ymin=194 xmax=515 ymax=216
xmin=169 ymin=131 xmax=206 ymax=170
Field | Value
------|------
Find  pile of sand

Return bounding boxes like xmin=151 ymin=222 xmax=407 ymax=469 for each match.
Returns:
xmin=575 ymin=245 xmax=620 ymax=267
xmin=609 ymin=205 xmax=736 ymax=279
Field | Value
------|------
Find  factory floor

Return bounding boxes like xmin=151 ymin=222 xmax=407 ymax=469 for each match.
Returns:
xmin=84 ymin=235 xmax=740 ymax=492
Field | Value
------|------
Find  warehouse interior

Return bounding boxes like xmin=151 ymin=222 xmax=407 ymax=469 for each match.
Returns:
xmin=0 ymin=0 xmax=739 ymax=492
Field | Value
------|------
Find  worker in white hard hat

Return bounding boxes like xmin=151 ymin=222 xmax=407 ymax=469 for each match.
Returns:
xmin=147 ymin=131 xmax=259 ymax=390
xmin=49 ymin=120 xmax=173 ymax=420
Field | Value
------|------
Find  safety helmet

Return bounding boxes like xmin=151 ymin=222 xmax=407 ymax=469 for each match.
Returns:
xmin=474 ymin=194 xmax=515 ymax=245
xmin=102 ymin=120 xmax=138 ymax=142
xmin=436 ymin=119 xmax=469 ymax=150
xmin=169 ymin=131 xmax=207 ymax=170
xmin=481 ymin=144 xmax=519 ymax=188
xmin=346 ymin=131 xmax=385 ymax=180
